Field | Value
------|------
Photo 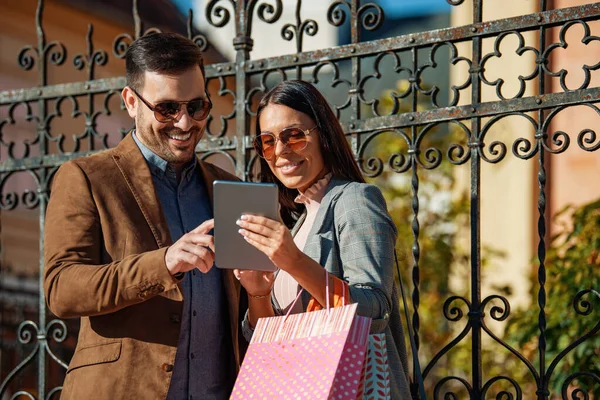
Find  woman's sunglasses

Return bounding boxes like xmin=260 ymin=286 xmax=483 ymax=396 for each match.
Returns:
xmin=131 ymin=88 xmax=212 ymax=123
xmin=253 ymin=126 xmax=317 ymax=160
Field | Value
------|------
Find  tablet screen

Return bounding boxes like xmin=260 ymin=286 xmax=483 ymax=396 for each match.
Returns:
xmin=213 ymin=180 xmax=279 ymax=271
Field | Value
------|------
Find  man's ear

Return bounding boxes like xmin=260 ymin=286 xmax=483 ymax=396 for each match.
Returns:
xmin=122 ymin=87 xmax=137 ymax=118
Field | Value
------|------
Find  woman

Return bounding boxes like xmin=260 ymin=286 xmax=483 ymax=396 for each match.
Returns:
xmin=235 ymin=80 xmax=411 ymax=399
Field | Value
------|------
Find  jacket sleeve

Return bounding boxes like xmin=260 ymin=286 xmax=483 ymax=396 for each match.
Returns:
xmin=335 ymin=184 xmax=397 ymax=328
xmin=43 ymin=161 xmax=179 ymax=319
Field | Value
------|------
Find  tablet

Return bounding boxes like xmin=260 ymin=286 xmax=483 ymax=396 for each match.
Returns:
xmin=213 ymin=180 xmax=279 ymax=272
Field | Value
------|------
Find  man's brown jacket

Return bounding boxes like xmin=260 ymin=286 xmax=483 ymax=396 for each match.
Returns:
xmin=44 ymin=133 xmax=243 ymax=399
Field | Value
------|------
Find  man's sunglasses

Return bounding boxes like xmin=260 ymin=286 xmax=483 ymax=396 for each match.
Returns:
xmin=253 ymin=126 xmax=317 ymax=160
xmin=131 ymin=88 xmax=212 ymax=123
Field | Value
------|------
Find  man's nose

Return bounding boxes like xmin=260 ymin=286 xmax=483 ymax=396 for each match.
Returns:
xmin=173 ymin=106 xmax=194 ymax=131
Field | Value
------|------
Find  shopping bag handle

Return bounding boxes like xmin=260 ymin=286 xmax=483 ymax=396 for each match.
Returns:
xmin=323 ymin=271 xmax=348 ymax=312
xmin=284 ymin=270 xmax=344 ymax=321
xmin=284 ymin=287 xmax=305 ymax=321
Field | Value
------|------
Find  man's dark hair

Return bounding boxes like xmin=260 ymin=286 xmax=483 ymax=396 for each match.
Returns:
xmin=125 ymin=32 xmax=206 ymax=91
xmin=255 ymin=80 xmax=365 ymax=227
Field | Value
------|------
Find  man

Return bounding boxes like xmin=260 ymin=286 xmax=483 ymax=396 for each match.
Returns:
xmin=44 ymin=32 xmax=243 ymax=399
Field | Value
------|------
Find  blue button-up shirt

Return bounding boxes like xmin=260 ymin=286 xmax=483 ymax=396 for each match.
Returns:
xmin=133 ymin=132 xmax=235 ymax=399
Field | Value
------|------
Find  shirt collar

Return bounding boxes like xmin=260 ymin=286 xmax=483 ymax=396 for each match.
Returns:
xmin=294 ymin=172 xmax=332 ymax=205
xmin=132 ymin=130 xmax=197 ymax=180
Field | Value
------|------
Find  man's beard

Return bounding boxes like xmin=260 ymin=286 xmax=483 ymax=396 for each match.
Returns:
xmin=138 ymin=125 xmax=202 ymax=164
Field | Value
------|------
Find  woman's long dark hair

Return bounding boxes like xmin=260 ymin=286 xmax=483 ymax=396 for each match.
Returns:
xmin=255 ymin=80 xmax=365 ymax=227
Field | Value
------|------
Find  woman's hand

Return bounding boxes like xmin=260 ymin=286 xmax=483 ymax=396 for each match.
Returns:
xmin=236 ymin=214 xmax=303 ymax=272
xmin=233 ymin=269 xmax=275 ymax=297
xmin=235 ymin=268 xmax=277 ymax=328
xmin=237 ymin=214 xmax=334 ymax=315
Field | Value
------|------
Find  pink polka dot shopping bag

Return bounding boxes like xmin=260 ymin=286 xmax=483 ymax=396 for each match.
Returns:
xmin=230 ymin=302 xmax=371 ymax=399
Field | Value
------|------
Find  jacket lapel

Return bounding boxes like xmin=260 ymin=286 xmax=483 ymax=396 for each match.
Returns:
xmin=290 ymin=212 xmax=307 ymax=237
xmin=197 ymin=160 xmax=243 ymax=368
xmin=303 ymin=179 xmax=350 ymax=255
xmin=112 ymin=133 xmax=173 ymax=249
xmin=197 ymin=161 xmax=216 ymax=201
xmin=297 ymin=179 xmax=351 ymax=308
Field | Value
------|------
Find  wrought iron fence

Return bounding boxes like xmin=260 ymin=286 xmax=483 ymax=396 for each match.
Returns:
xmin=0 ymin=0 xmax=599 ymax=398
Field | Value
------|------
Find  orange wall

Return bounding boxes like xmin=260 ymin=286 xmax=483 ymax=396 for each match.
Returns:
xmin=549 ymin=0 xmax=600 ymax=233
xmin=0 ymin=0 xmax=234 ymax=276
xmin=0 ymin=0 xmax=132 ymax=276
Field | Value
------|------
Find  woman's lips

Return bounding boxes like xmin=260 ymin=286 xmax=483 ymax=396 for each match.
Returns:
xmin=277 ymin=160 xmax=304 ymax=174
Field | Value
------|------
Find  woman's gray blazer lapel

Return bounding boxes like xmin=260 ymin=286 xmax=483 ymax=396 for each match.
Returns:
xmin=292 ymin=178 xmax=352 ymax=307
xmin=296 ymin=179 xmax=350 ymax=263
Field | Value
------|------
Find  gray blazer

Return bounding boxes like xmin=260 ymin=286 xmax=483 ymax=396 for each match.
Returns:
xmin=243 ymin=179 xmax=412 ymax=399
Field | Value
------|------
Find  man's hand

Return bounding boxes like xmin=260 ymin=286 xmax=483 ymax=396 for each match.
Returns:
xmin=165 ymin=219 xmax=215 ymax=275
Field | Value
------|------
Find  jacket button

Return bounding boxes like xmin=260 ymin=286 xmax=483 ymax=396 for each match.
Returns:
xmin=170 ymin=313 xmax=181 ymax=323
xmin=162 ymin=363 xmax=174 ymax=372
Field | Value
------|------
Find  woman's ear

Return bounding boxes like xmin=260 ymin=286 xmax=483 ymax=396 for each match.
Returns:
xmin=121 ymin=87 xmax=138 ymax=119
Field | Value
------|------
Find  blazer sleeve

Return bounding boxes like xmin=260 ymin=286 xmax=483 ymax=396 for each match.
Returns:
xmin=44 ymin=161 xmax=179 ymax=319
xmin=335 ymin=183 xmax=397 ymax=325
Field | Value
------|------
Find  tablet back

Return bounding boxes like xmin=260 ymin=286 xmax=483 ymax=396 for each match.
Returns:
xmin=213 ymin=180 xmax=279 ymax=271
